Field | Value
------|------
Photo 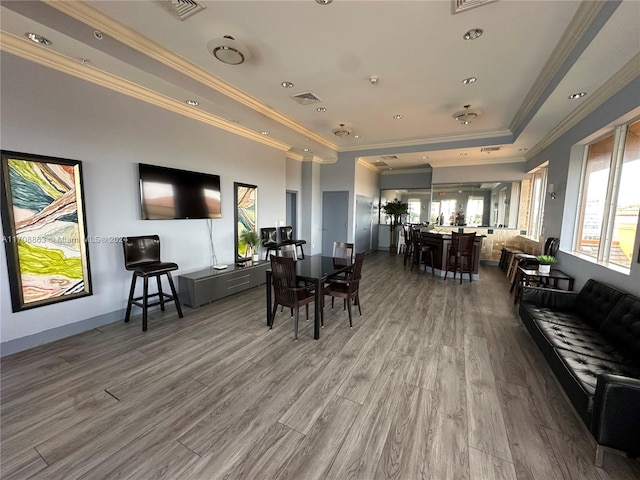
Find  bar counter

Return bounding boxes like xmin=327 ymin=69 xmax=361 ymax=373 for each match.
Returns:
xmin=418 ymin=231 xmax=485 ymax=280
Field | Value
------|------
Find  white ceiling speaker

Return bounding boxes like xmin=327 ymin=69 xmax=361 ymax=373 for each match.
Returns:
xmin=207 ymin=35 xmax=249 ymax=65
xmin=332 ymin=123 xmax=352 ymax=137
xmin=453 ymin=104 xmax=481 ymax=124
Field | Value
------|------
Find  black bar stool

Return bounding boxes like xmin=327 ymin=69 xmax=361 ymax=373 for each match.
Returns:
xmin=122 ymin=235 xmax=183 ymax=331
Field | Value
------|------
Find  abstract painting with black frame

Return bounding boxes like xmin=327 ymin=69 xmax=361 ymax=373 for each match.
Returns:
xmin=1 ymin=150 xmax=92 ymax=312
xmin=234 ymin=182 xmax=257 ymax=261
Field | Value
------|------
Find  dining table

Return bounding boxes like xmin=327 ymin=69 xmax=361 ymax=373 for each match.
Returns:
xmin=265 ymin=255 xmax=354 ymax=339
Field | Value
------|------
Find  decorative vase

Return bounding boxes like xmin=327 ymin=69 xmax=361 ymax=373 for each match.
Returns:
xmin=252 ymin=253 xmax=259 ymax=262
xmin=538 ymin=264 xmax=551 ymax=274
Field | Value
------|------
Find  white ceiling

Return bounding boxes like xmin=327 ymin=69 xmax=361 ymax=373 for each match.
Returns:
xmin=1 ymin=0 xmax=639 ymax=172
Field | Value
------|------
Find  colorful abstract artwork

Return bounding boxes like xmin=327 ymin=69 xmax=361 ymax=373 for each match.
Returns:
xmin=1 ymin=151 xmax=92 ymax=312
xmin=234 ymin=182 xmax=257 ymax=260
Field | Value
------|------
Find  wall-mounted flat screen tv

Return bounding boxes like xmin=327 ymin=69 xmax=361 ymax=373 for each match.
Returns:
xmin=139 ymin=163 xmax=222 ymax=220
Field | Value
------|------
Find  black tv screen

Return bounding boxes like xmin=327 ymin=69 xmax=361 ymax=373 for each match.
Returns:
xmin=139 ymin=163 xmax=221 ymax=220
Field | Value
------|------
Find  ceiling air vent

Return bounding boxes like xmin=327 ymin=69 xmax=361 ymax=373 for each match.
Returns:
xmin=381 ymin=155 xmax=399 ymax=160
xmin=452 ymin=0 xmax=498 ymax=14
xmin=154 ymin=0 xmax=206 ymax=21
xmin=290 ymin=92 xmax=322 ymax=105
xmin=371 ymin=161 xmax=389 ymax=167
xmin=480 ymin=146 xmax=501 ymax=153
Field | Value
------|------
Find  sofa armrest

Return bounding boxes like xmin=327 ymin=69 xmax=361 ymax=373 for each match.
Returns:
xmin=520 ymin=286 xmax=578 ymax=309
xmin=591 ymin=374 xmax=640 ymax=456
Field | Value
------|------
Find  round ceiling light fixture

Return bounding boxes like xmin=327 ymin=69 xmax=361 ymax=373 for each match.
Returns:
xmin=332 ymin=123 xmax=352 ymax=137
xmin=207 ymin=35 xmax=249 ymax=65
xmin=316 ymin=0 xmax=333 ymax=4
xmin=453 ymin=104 xmax=481 ymax=125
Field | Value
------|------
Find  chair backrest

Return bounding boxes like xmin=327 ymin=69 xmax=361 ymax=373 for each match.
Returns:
xmin=261 ymin=227 xmax=278 ymax=247
xmin=279 ymin=226 xmax=294 ymax=242
xmin=450 ymin=232 xmax=476 ymax=256
xmin=346 ymin=252 xmax=365 ymax=291
xmin=544 ymin=237 xmax=560 ymax=256
xmin=278 ymin=243 xmax=298 ymax=260
xmin=270 ymin=254 xmax=298 ymax=306
xmin=123 ymin=235 xmax=161 ymax=269
xmin=332 ymin=241 xmax=354 ymax=263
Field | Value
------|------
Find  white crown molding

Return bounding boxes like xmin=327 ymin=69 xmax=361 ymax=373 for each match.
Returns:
xmin=43 ymin=0 xmax=341 ymax=152
xmin=340 ymin=129 xmax=513 ymax=153
xmin=526 ymin=53 xmax=640 ymax=160
xmin=429 ymin=156 xmax=526 ymax=169
xmin=356 ymin=158 xmax=381 ymax=173
xmin=510 ymin=1 xmax=606 ymax=134
xmin=379 ymin=167 xmax=432 ymax=176
xmin=0 ymin=31 xmax=292 ymax=152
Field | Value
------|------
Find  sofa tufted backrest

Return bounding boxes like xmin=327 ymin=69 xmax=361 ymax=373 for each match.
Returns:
xmin=574 ymin=279 xmax=626 ymax=329
xmin=600 ymin=294 xmax=640 ymax=363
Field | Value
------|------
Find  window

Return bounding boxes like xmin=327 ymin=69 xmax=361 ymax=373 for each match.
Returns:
xmin=574 ymin=119 xmax=640 ymax=269
xmin=466 ymin=197 xmax=484 ymax=226
xmin=525 ymin=166 xmax=548 ymax=240
xmin=408 ymin=199 xmax=421 ymax=224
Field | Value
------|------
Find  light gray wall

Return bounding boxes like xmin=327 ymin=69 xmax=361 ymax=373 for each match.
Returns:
xmin=380 ymin=171 xmax=432 ymax=190
xmin=0 ymin=54 xmax=287 ymax=347
xmin=323 ymin=152 xmax=357 ymax=241
xmin=526 ymin=76 xmax=640 ymax=295
xmin=354 ymin=162 xmax=381 ymax=250
xmin=432 ymin=162 xmax=527 ymax=184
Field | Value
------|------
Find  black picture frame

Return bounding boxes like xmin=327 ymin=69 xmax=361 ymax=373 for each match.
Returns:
xmin=1 ymin=150 xmax=92 ymax=311
xmin=234 ymin=182 xmax=257 ymax=261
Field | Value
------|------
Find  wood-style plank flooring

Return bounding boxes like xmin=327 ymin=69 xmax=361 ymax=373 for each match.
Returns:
xmin=2 ymin=252 xmax=639 ymax=480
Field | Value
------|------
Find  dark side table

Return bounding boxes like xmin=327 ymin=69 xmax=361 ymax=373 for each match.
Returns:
xmin=513 ymin=266 xmax=575 ymax=304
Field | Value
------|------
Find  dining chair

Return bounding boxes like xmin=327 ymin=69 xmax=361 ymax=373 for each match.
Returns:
xmin=269 ymin=255 xmax=315 ymax=340
xmin=444 ymin=232 xmax=476 ymax=283
xmin=324 ymin=252 xmax=365 ymax=327
xmin=122 ymin=235 xmax=183 ymax=331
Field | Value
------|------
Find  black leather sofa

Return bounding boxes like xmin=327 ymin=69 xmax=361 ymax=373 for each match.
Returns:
xmin=518 ymin=279 xmax=640 ymax=465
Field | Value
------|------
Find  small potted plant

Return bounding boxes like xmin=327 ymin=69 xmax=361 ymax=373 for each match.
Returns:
xmin=536 ymin=254 xmax=557 ymax=274
xmin=240 ymin=230 xmax=261 ymax=261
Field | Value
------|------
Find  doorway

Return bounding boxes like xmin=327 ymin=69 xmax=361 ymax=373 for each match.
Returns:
xmin=322 ymin=191 xmax=349 ymax=256
xmin=286 ymin=190 xmax=297 ymax=235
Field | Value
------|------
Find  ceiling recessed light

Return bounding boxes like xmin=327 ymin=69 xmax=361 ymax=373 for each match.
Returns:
xmin=422 ymin=156 xmax=428 ymax=160
xmin=462 ymin=77 xmax=477 ymax=84
xmin=519 ymin=148 xmax=528 ymax=152
xmin=463 ymin=28 xmax=483 ymax=40
xmin=24 ymin=33 xmax=51 ymax=45
xmin=231 ymin=119 xmax=240 ymax=124
xmin=316 ymin=107 xmax=327 ymax=112
xmin=459 ymin=153 xmax=468 ymax=156
xmin=568 ymin=92 xmax=587 ymax=99
xmin=303 ymin=148 xmax=310 ymax=152
xmin=354 ymin=135 xmax=360 ymax=139
xmin=260 ymin=131 xmax=269 ymax=135
xmin=185 ymin=100 xmax=199 ymax=106
xmin=79 ymin=57 xmax=90 ymax=65
xmin=316 ymin=0 xmax=333 ymax=4
xmin=393 ymin=114 xmax=404 ymax=120
xmin=281 ymin=81 xmax=294 ymax=88
xmin=93 ymin=30 xmax=104 ymax=40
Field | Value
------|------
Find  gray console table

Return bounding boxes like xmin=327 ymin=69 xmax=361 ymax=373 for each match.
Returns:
xmin=178 ymin=261 xmax=269 ymax=308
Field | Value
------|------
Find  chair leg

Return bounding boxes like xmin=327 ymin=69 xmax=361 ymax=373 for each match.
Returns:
xmin=157 ymin=275 xmax=165 ymax=311
xmin=142 ymin=276 xmax=149 ymax=331
xmin=166 ymin=272 xmax=183 ymax=318
xmin=270 ymin=302 xmax=278 ymax=329
xmin=356 ymin=293 xmax=362 ymax=316
xmin=298 ymin=244 xmax=305 ymax=259
xmin=346 ymin=295 xmax=353 ymax=328
xmin=294 ymin=307 xmax=299 ymax=340
xmin=125 ymin=274 xmax=137 ymax=322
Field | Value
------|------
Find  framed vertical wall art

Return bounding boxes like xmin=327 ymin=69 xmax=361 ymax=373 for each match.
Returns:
xmin=1 ymin=151 xmax=92 ymax=312
xmin=234 ymin=182 xmax=257 ymax=260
